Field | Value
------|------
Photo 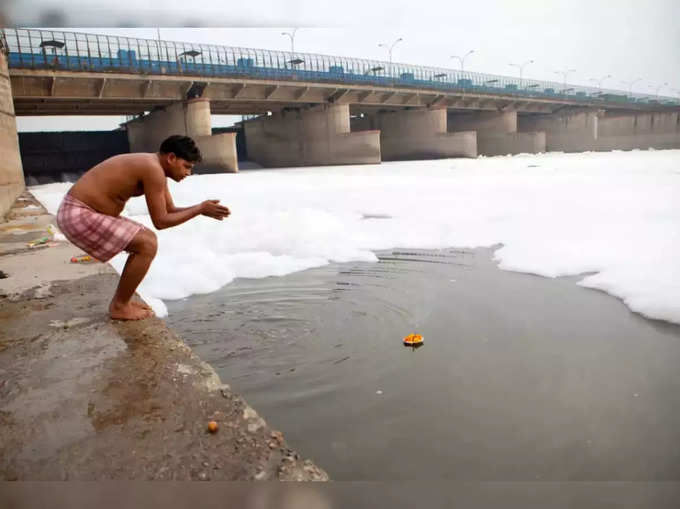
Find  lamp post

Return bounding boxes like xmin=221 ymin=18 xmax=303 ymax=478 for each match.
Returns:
xmin=378 ymin=37 xmax=403 ymax=64
xmin=281 ymin=28 xmax=298 ymax=57
xmin=155 ymin=27 xmax=162 ymax=60
xmin=621 ymin=78 xmax=642 ymax=96
xmin=588 ymin=74 xmax=612 ymax=92
xmin=509 ymin=59 xmax=533 ymax=88
xmin=38 ymin=39 xmax=65 ymax=67
xmin=554 ymin=68 xmax=576 ymax=92
xmin=651 ymin=82 xmax=669 ymax=99
xmin=450 ymin=50 xmax=474 ymax=71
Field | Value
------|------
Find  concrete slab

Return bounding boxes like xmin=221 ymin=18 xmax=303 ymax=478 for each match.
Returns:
xmin=0 ymin=244 xmax=107 ymax=297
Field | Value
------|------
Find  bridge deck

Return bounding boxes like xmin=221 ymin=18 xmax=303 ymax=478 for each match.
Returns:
xmin=3 ymin=28 xmax=679 ymax=116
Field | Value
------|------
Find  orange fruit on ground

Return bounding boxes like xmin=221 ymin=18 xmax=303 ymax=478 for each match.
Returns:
xmin=208 ymin=421 xmax=218 ymax=433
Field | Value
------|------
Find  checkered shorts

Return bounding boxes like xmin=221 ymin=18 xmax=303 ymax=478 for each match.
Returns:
xmin=56 ymin=194 xmax=144 ymax=262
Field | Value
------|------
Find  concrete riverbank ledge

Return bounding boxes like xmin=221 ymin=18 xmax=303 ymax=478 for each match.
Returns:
xmin=0 ymin=192 xmax=328 ymax=481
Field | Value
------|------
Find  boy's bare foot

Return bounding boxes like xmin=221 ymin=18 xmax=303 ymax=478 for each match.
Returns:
xmin=109 ymin=301 xmax=153 ymax=320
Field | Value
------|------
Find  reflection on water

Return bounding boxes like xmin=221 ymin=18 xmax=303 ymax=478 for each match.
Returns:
xmin=167 ymin=247 xmax=680 ymax=480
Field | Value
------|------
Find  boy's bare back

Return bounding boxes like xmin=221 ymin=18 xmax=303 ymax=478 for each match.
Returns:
xmin=68 ymin=153 xmax=165 ymax=217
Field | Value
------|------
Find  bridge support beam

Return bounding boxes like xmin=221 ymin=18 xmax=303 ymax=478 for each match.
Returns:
xmin=244 ymin=104 xmax=381 ymax=167
xmin=353 ymin=108 xmax=476 ymax=160
xmin=125 ymin=98 xmax=238 ymax=173
xmin=0 ymin=50 xmax=25 ymax=217
xmin=448 ymin=110 xmax=546 ymax=156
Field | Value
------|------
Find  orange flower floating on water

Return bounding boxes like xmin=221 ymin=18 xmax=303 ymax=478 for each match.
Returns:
xmin=403 ymin=334 xmax=424 ymax=347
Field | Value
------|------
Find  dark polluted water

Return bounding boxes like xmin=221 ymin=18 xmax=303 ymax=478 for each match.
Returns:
xmin=166 ymin=247 xmax=680 ymax=480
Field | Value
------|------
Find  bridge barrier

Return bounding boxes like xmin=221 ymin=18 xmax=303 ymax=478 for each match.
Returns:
xmin=3 ymin=28 xmax=678 ymax=108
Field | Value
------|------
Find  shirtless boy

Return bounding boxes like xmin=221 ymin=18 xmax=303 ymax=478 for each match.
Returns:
xmin=56 ymin=135 xmax=231 ymax=320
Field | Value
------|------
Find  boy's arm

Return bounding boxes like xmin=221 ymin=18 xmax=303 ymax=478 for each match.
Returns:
xmin=144 ymin=170 xmax=229 ymax=229
xmin=164 ymin=186 xmax=191 ymax=213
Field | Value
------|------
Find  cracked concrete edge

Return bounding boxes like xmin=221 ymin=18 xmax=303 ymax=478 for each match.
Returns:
xmin=163 ymin=329 xmax=329 ymax=481
xmin=130 ymin=313 xmax=330 ymax=482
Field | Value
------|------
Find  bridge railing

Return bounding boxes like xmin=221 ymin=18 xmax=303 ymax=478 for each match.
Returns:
xmin=3 ymin=28 xmax=678 ymax=107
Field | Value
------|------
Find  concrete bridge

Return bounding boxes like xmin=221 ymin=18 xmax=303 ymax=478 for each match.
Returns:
xmin=2 ymin=28 xmax=680 ymax=215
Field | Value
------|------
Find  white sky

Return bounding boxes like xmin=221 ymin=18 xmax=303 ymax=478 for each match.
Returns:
xmin=31 ymin=150 xmax=680 ymax=323
xmin=13 ymin=0 xmax=680 ymax=132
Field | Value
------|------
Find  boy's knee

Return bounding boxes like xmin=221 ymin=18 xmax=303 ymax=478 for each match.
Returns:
xmin=127 ymin=228 xmax=158 ymax=257
xmin=136 ymin=229 xmax=157 ymax=257
xmin=143 ymin=230 xmax=158 ymax=257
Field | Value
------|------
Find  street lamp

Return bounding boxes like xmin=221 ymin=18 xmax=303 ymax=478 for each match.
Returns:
xmin=378 ymin=37 xmax=403 ymax=64
xmin=155 ymin=27 xmax=162 ymax=59
xmin=281 ymin=28 xmax=299 ymax=56
xmin=450 ymin=50 xmax=475 ymax=71
xmin=651 ymin=82 xmax=669 ymax=99
xmin=554 ymin=68 xmax=576 ymax=92
xmin=509 ymin=59 xmax=533 ymax=87
xmin=39 ymin=39 xmax=65 ymax=56
xmin=39 ymin=39 xmax=65 ymax=66
xmin=589 ymin=74 xmax=612 ymax=91
xmin=621 ymin=78 xmax=642 ymax=95
xmin=178 ymin=49 xmax=201 ymax=63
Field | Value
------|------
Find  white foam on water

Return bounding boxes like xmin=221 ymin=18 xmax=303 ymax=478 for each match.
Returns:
xmin=31 ymin=150 xmax=680 ymax=324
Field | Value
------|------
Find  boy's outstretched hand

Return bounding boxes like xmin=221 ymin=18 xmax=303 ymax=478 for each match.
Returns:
xmin=201 ymin=199 xmax=231 ymax=220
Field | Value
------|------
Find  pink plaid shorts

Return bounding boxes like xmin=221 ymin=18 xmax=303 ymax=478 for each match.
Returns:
xmin=56 ymin=194 xmax=144 ymax=262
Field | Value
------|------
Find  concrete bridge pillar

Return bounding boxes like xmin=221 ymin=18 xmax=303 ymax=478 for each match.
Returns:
xmin=517 ymin=110 xmax=598 ymax=152
xmin=595 ymin=112 xmax=680 ymax=150
xmin=244 ymin=104 xmax=381 ymax=167
xmin=125 ymin=98 xmax=238 ymax=172
xmin=448 ymin=110 xmax=546 ymax=156
xmin=0 ymin=49 xmax=25 ymax=217
xmin=519 ymin=110 xmax=680 ymax=152
xmin=354 ymin=108 xmax=476 ymax=160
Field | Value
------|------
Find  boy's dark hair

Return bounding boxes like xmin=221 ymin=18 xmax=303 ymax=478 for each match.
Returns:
xmin=159 ymin=135 xmax=202 ymax=163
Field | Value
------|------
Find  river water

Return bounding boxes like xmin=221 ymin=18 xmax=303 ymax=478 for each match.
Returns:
xmin=166 ymin=247 xmax=680 ymax=480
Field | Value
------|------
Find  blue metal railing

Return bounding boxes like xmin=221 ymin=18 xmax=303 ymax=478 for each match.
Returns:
xmin=2 ymin=28 xmax=678 ymax=107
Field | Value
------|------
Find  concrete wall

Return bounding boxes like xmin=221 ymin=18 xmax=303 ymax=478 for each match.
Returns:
xmin=593 ymin=132 xmax=680 ymax=151
xmin=448 ymin=111 xmax=517 ymax=134
xmin=244 ymin=104 xmax=381 ymax=167
xmin=0 ymin=50 xmax=25 ymax=218
xmin=213 ymin=126 xmax=247 ymax=161
xmin=519 ymin=110 xmax=680 ymax=152
xmin=357 ymin=108 xmax=476 ymax=160
xmin=19 ymin=130 xmax=129 ymax=184
xmin=478 ymin=132 xmax=546 ymax=156
xmin=127 ymin=101 xmax=200 ymax=152
xmin=192 ymin=133 xmax=238 ymax=174
xmin=599 ymin=112 xmax=679 ymax=136
xmin=126 ymin=98 xmax=238 ymax=172
xmin=448 ymin=110 xmax=545 ymax=155
xmin=594 ymin=111 xmax=680 ymax=150
xmin=519 ymin=110 xmax=599 ymax=135
xmin=518 ymin=110 xmax=598 ymax=152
